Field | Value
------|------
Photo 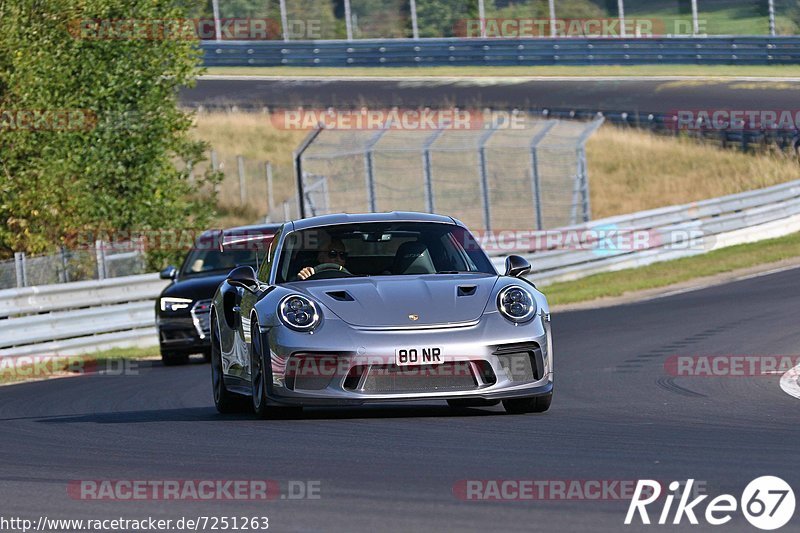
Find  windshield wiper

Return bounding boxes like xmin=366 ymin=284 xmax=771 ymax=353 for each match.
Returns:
xmin=435 ymin=270 xmax=472 ymax=274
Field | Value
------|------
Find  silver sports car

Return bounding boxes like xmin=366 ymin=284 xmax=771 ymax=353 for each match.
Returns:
xmin=210 ymin=212 xmax=553 ymax=417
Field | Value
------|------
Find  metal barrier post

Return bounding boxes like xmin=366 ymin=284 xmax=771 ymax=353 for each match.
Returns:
xmin=95 ymin=240 xmax=107 ymax=280
xmin=478 ymin=125 xmax=498 ymax=232
xmin=211 ymin=0 xmax=221 ymax=42
xmin=293 ymin=125 xmax=324 ymax=218
xmin=344 ymin=0 xmax=353 ymax=41
xmin=768 ymin=0 xmax=776 ymax=37
xmin=363 ymin=128 xmax=389 ymax=213
xmin=266 ymin=161 xmax=275 ymax=222
xmin=573 ymin=117 xmax=605 ymax=223
xmin=279 ymin=0 xmax=289 ymax=41
xmin=529 ymin=120 xmax=557 ymax=230
xmin=421 ymin=129 xmax=445 ymax=213
xmin=14 ymin=252 xmax=26 ymax=288
xmin=410 ymin=0 xmax=419 ymax=39
xmin=237 ymin=155 xmax=246 ymax=206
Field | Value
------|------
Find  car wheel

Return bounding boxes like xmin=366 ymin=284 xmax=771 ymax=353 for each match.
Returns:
xmin=502 ymin=392 xmax=552 ymax=415
xmin=250 ymin=320 xmax=302 ymax=420
xmin=211 ymin=317 xmax=248 ymax=414
xmin=161 ymin=351 xmax=189 ymax=366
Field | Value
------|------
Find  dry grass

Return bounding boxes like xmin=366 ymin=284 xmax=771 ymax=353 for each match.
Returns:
xmin=191 ymin=112 xmax=308 ymax=226
xmin=190 ymin=112 xmax=800 ymax=226
xmin=586 ymin=127 xmax=800 ymax=218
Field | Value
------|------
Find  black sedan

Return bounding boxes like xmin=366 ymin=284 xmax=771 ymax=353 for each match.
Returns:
xmin=156 ymin=224 xmax=280 ymax=365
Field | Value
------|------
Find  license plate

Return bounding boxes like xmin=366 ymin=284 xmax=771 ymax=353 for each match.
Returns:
xmin=395 ymin=347 xmax=443 ymax=366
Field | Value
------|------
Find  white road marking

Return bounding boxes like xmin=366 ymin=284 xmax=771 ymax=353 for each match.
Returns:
xmin=779 ymin=364 xmax=800 ymax=400
xmin=198 ymin=75 xmax=800 ymax=83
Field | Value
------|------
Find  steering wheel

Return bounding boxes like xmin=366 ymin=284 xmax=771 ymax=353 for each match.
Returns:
xmin=306 ymin=263 xmax=352 ymax=280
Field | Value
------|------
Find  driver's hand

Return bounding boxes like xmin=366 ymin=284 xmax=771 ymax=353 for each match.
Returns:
xmin=297 ymin=266 xmax=315 ymax=280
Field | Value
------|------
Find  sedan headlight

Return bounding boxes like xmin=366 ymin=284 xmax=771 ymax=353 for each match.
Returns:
xmin=160 ymin=297 xmax=192 ymax=312
xmin=497 ymin=286 xmax=536 ymax=323
xmin=278 ymin=294 xmax=321 ymax=331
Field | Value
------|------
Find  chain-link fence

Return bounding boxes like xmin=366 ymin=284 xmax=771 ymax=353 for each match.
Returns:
xmin=296 ymin=117 xmax=604 ymax=233
xmin=197 ymin=0 xmax=798 ymax=39
xmin=0 ymin=241 xmax=148 ymax=290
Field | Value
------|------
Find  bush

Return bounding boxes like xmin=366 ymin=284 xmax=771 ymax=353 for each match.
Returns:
xmin=0 ymin=0 xmax=219 ymax=270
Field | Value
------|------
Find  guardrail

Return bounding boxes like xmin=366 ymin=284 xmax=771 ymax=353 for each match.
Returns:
xmin=3 ymin=178 xmax=800 ymax=357
xmin=0 ymin=274 xmax=169 ymax=357
xmin=201 ymin=36 xmax=800 ymax=67
xmin=488 ymin=179 xmax=800 ymax=285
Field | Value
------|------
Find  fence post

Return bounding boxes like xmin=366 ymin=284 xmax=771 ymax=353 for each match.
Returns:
xmin=211 ymin=0 xmax=222 ymax=42
xmin=548 ymin=0 xmax=556 ymax=37
xmin=344 ymin=0 xmax=353 ymax=41
xmin=617 ymin=0 xmax=626 ymax=38
xmin=279 ymin=0 xmax=289 ymax=41
xmin=14 ymin=252 xmax=26 ymax=288
xmin=293 ymin=125 xmax=324 ymax=219
xmin=409 ymin=0 xmax=419 ymax=39
xmin=237 ymin=155 xmax=246 ymax=206
xmin=210 ymin=150 xmax=220 ymax=194
xmin=266 ymin=161 xmax=275 ymax=222
xmin=768 ymin=0 xmax=776 ymax=37
xmin=421 ymin=129 xmax=445 ymax=213
xmin=478 ymin=125 xmax=498 ymax=232
xmin=529 ymin=120 xmax=557 ymax=230
xmin=363 ymin=128 xmax=389 ymax=213
xmin=60 ymin=247 xmax=70 ymax=283
xmin=283 ymin=201 xmax=290 ymax=222
xmin=95 ymin=240 xmax=107 ymax=280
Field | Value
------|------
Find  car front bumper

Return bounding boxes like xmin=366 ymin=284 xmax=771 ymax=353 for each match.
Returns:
xmin=258 ymin=310 xmax=553 ymax=406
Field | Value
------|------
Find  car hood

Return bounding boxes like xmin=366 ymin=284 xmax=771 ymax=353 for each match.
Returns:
xmin=286 ymin=274 xmax=499 ymax=327
xmin=160 ymin=272 xmax=229 ymax=300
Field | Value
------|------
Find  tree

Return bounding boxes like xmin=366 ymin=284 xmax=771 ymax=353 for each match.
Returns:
xmin=0 ymin=0 xmax=218 ymax=268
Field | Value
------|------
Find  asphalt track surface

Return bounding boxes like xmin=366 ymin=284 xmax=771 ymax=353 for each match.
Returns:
xmin=1 ymin=267 xmax=799 ymax=532
xmin=181 ymin=77 xmax=800 ymax=113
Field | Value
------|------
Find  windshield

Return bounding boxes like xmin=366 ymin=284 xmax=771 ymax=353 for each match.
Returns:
xmin=180 ymin=248 xmax=258 ymax=277
xmin=275 ymin=222 xmax=496 ymax=283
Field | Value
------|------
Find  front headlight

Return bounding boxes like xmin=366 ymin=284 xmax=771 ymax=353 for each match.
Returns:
xmin=160 ymin=297 xmax=192 ymax=312
xmin=497 ymin=286 xmax=536 ymax=323
xmin=278 ymin=294 xmax=321 ymax=331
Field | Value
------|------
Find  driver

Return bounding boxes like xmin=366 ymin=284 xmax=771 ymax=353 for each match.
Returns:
xmin=296 ymin=238 xmax=348 ymax=280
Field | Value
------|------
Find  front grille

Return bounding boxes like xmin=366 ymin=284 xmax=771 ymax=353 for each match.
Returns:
xmin=359 ymin=362 xmax=478 ymax=394
xmin=285 ymin=355 xmax=339 ymax=391
xmin=191 ymin=300 xmax=212 ymax=340
xmin=493 ymin=342 xmax=543 ymax=382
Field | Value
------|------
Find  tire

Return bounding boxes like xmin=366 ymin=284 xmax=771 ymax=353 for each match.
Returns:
xmin=161 ymin=351 xmax=189 ymax=366
xmin=502 ymin=392 xmax=552 ymax=415
xmin=447 ymin=399 xmax=500 ymax=409
xmin=250 ymin=320 xmax=302 ymax=420
xmin=211 ymin=317 xmax=248 ymax=414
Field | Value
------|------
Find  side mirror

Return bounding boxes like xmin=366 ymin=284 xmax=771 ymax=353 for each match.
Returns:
xmin=227 ymin=265 xmax=259 ymax=292
xmin=504 ymin=255 xmax=531 ymax=278
xmin=160 ymin=265 xmax=177 ymax=280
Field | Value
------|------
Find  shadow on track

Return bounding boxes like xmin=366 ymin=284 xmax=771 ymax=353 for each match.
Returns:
xmin=32 ymin=404 xmax=514 ymax=424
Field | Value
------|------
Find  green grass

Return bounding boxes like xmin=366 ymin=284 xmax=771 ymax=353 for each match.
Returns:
xmin=204 ymin=65 xmax=800 ymax=78
xmin=0 ymin=346 xmax=159 ymax=385
xmin=543 ymin=231 xmax=800 ymax=306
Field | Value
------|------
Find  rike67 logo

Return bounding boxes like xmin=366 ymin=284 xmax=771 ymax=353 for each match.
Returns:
xmin=626 ymin=477 xmax=795 ymax=530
